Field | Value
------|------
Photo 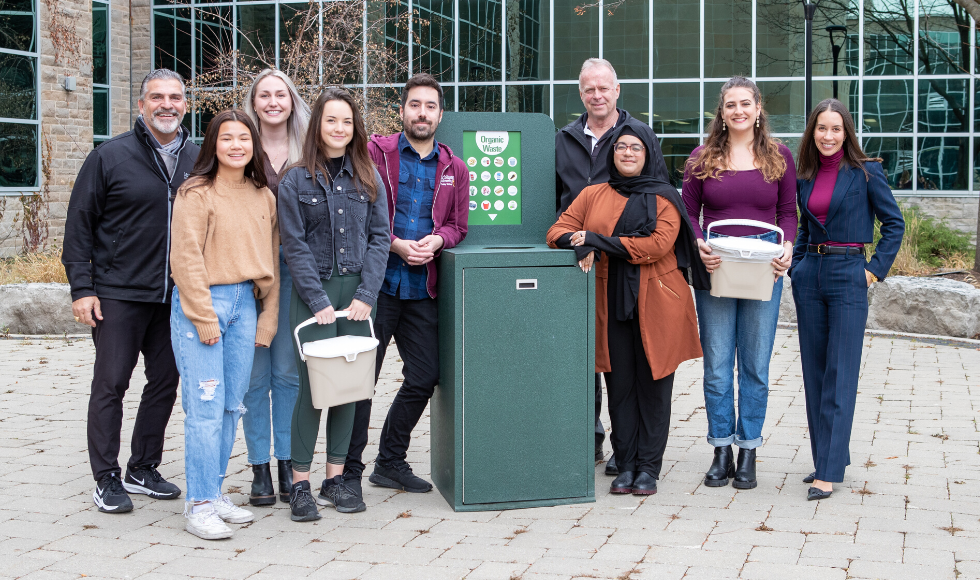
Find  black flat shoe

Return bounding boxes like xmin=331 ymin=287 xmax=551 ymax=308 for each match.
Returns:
xmin=802 ymin=472 xmax=815 ymax=484
xmin=703 ymin=445 xmax=734 ymax=487
xmin=605 ymin=454 xmax=619 ymax=476
xmin=807 ymin=487 xmax=833 ymax=501
xmin=610 ymin=471 xmax=635 ymax=494
xmin=732 ymin=448 xmax=757 ymax=490
xmin=278 ymin=459 xmax=293 ymax=502
xmin=631 ymin=472 xmax=658 ymax=496
xmin=249 ymin=463 xmax=276 ymax=506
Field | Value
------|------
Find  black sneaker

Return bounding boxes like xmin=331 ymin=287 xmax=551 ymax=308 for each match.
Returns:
xmin=289 ymin=480 xmax=321 ymax=522
xmin=93 ymin=473 xmax=134 ymax=513
xmin=123 ymin=466 xmax=182 ymax=500
xmin=342 ymin=470 xmax=363 ymax=499
xmin=318 ymin=475 xmax=366 ymax=513
xmin=369 ymin=462 xmax=433 ymax=493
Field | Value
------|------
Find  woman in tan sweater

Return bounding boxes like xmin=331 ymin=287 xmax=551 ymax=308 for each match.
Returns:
xmin=548 ymin=120 xmax=707 ymax=497
xmin=169 ymin=109 xmax=279 ymax=540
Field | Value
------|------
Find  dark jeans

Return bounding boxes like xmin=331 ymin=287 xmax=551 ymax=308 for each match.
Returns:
xmin=88 ymin=298 xmax=180 ymax=481
xmin=604 ymin=307 xmax=674 ymax=478
xmin=346 ymin=292 xmax=439 ymax=475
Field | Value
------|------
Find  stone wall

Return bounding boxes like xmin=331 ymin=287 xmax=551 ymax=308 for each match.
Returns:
xmin=896 ymin=195 xmax=980 ymax=240
xmin=0 ymin=0 xmax=152 ymax=258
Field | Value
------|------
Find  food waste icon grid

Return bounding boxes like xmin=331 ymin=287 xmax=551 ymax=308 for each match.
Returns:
xmin=464 ymin=131 xmax=522 ymax=225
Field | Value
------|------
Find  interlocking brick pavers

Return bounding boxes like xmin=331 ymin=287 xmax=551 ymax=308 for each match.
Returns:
xmin=0 ymin=329 xmax=978 ymax=579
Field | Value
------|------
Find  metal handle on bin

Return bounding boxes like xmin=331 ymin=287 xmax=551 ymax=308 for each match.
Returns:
xmin=706 ymin=219 xmax=784 ymax=246
xmin=293 ymin=311 xmax=375 ymax=362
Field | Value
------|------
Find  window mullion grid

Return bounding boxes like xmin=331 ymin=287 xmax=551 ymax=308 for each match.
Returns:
xmin=454 ymin=0 xmax=460 ymax=110
xmin=501 ymin=0 xmax=506 ymax=112
xmin=548 ymin=0 xmax=554 ymax=120
xmin=699 ymin=0 xmax=705 ymax=140
xmin=912 ymin=0 xmax=919 ymax=193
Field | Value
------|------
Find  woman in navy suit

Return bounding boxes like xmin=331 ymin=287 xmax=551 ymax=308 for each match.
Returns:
xmin=790 ymin=98 xmax=904 ymax=501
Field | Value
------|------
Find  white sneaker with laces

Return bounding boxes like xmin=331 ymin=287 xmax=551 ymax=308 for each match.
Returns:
xmin=213 ymin=495 xmax=255 ymax=524
xmin=184 ymin=503 xmax=233 ymax=540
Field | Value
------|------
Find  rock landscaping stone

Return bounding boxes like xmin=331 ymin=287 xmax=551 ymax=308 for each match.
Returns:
xmin=0 ymin=283 xmax=87 ymax=335
xmin=866 ymin=276 xmax=980 ymax=339
xmin=778 ymin=275 xmax=980 ymax=339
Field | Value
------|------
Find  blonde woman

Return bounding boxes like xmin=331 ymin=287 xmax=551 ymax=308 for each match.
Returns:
xmin=240 ymin=69 xmax=311 ymax=507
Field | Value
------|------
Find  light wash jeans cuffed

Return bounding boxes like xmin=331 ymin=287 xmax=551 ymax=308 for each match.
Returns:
xmin=242 ymin=248 xmax=298 ymax=465
xmin=695 ymin=229 xmax=783 ymax=450
xmin=171 ymin=282 xmax=257 ymax=502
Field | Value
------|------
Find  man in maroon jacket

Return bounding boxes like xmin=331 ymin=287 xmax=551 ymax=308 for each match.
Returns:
xmin=343 ymin=74 xmax=469 ymax=499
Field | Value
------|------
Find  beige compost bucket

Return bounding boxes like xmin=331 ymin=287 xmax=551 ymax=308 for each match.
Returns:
xmin=293 ymin=312 xmax=379 ymax=409
xmin=707 ymin=219 xmax=785 ymax=301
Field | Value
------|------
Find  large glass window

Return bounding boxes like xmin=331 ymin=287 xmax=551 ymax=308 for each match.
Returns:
xmin=603 ymin=0 xmax=648 ymax=80
xmin=652 ymin=0 xmax=698 ymax=79
xmin=150 ymin=0 xmax=980 ymax=196
xmin=704 ymin=0 xmax=751 ymax=79
xmin=0 ymin=0 xmax=37 ymax=191
xmin=93 ymin=0 xmax=110 ymax=143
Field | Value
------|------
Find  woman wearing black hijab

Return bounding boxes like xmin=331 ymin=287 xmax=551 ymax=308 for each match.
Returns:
xmin=548 ymin=120 xmax=707 ymax=495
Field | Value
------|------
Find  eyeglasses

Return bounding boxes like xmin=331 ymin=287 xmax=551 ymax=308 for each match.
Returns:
xmin=613 ymin=143 xmax=645 ymax=153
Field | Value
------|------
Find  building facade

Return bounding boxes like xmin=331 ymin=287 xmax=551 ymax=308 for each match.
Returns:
xmin=1 ymin=0 xmax=978 ymax=253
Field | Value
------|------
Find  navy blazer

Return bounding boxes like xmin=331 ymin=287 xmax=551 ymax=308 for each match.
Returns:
xmin=791 ymin=161 xmax=905 ymax=280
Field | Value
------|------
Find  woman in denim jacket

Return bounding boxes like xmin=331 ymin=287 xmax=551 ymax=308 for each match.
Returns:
xmin=278 ymin=88 xmax=391 ymax=520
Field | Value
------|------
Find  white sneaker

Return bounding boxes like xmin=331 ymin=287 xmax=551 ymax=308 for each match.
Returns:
xmin=184 ymin=503 xmax=233 ymax=540
xmin=213 ymin=495 xmax=255 ymax=524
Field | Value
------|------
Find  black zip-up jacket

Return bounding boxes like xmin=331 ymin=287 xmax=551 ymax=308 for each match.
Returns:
xmin=555 ymin=109 xmax=670 ymax=217
xmin=62 ymin=119 xmax=200 ymax=303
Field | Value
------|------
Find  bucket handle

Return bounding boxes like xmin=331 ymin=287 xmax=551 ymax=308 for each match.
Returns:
xmin=293 ymin=311 xmax=375 ymax=362
xmin=706 ymin=219 xmax=784 ymax=246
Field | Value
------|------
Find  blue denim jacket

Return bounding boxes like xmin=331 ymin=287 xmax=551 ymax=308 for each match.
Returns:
xmin=278 ymin=159 xmax=391 ymax=314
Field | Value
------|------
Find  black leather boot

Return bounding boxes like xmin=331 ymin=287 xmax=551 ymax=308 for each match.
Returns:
xmin=278 ymin=459 xmax=293 ymax=502
xmin=732 ymin=448 xmax=758 ymax=489
xmin=249 ymin=463 xmax=276 ymax=506
xmin=703 ymin=445 xmax=734 ymax=487
xmin=610 ymin=471 xmax=635 ymax=494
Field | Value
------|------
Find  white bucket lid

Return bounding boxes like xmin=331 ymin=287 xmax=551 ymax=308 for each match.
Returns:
xmin=302 ymin=335 xmax=379 ymax=362
xmin=708 ymin=236 xmax=784 ymax=262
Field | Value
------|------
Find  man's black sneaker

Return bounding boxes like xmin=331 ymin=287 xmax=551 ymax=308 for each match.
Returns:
xmin=369 ymin=462 xmax=433 ymax=493
xmin=342 ymin=470 xmax=363 ymax=499
xmin=93 ymin=473 xmax=134 ymax=513
xmin=123 ymin=466 xmax=182 ymax=499
xmin=289 ymin=480 xmax=321 ymax=522
xmin=318 ymin=475 xmax=366 ymax=513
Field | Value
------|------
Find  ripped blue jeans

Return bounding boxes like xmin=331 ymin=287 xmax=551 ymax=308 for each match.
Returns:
xmin=171 ymin=282 xmax=257 ymax=502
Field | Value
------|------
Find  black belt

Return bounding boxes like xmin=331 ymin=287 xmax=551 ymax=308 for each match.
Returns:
xmin=807 ymin=244 xmax=864 ymax=255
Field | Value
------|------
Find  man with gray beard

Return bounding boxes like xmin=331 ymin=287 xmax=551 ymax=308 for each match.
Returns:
xmin=63 ymin=69 xmax=200 ymax=513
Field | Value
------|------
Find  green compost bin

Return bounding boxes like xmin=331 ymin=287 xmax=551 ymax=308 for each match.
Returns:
xmin=431 ymin=112 xmax=596 ymax=511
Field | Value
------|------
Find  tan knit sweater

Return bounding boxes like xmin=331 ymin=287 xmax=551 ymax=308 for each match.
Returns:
xmin=170 ymin=175 xmax=280 ymax=346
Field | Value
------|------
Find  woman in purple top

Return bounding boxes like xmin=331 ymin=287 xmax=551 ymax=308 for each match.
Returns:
xmin=682 ymin=77 xmax=797 ymax=490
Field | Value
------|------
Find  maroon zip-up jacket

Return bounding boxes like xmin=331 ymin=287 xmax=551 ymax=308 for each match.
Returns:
xmin=368 ymin=132 xmax=470 ymax=298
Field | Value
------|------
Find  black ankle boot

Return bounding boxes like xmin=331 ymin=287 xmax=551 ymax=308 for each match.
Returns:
xmin=278 ymin=459 xmax=293 ymax=502
xmin=704 ymin=445 xmax=734 ymax=487
xmin=249 ymin=463 xmax=276 ymax=506
xmin=732 ymin=448 xmax=757 ymax=489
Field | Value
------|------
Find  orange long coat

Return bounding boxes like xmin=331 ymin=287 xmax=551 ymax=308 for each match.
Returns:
xmin=547 ymin=183 xmax=702 ymax=379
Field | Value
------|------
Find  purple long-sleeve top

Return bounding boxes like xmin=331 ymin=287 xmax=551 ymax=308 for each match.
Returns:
xmin=682 ymin=144 xmax=798 ymax=243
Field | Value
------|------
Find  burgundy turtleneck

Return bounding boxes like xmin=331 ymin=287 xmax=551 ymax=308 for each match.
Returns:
xmin=807 ymin=148 xmax=862 ymax=247
xmin=808 ymin=147 xmax=844 ymax=224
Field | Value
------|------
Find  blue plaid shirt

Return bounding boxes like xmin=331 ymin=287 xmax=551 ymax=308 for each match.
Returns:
xmin=381 ymin=133 xmax=439 ymax=300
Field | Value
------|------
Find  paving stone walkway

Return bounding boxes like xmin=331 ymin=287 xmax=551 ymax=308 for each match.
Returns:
xmin=0 ymin=329 xmax=978 ymax=580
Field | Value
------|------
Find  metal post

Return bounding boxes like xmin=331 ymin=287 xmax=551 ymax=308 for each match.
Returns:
xmin=826 ymin=25 xmax=846 ymax=100
xmin=802 ymin=1 xmax=817 ymax=119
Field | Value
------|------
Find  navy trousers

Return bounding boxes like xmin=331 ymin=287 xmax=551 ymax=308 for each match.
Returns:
xmin=791 ymin=252 xmax=869 ymax=483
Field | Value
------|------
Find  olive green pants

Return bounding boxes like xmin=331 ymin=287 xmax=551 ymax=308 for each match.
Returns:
xmin=289 ymin=270 xmax=374 ymax=472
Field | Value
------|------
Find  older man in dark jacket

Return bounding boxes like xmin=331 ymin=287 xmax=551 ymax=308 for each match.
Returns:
xmin=555 ymin=58 xmax=670 ymax=475
xmin=63 ymin=69 xmax=200 ymax=514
